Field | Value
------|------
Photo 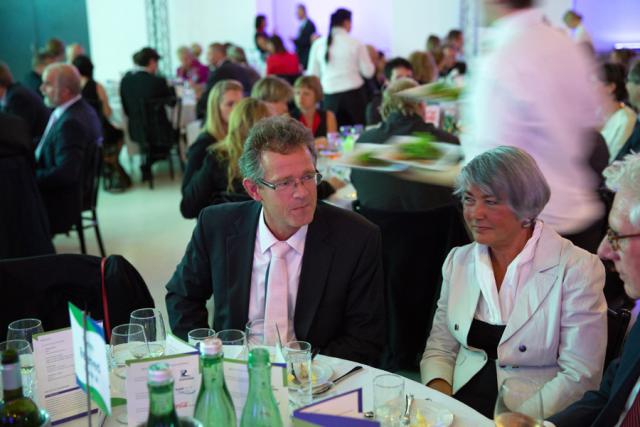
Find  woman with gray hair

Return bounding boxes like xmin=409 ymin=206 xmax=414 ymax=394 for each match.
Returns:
xmin=421 ymin=146 xmax=607 ymax=418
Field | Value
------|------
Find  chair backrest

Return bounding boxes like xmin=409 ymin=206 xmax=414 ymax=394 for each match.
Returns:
xmin=140 ymin=96 xmax=180 ymax=148
xmin=82 ymin=144 xmax=103 ymax=212
xmin=605 ymin=307 xmax=631 ymax=370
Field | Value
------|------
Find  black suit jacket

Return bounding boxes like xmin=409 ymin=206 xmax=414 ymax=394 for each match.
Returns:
xmin=119 ymin=70 xmax=175 ymax=143
xmin=2 ymin=83 xmax=50 ymax=145
xmin=549 ymin=320 xmax=640 ymax=426
xmin=196 ymin=60 xmax=257 ymax=119
xmin=166 ymin=201 xmax=386 ymax=365
xmin=36 ymin=98 xmax=102 ymax=234
xmin=294 ymin=19 xmax=316 ymax=69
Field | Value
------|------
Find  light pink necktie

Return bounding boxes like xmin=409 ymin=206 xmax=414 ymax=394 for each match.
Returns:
xmin=264 ymin=241 xmax=291 ymax=345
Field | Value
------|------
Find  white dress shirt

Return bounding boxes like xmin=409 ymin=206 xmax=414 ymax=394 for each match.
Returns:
xmin=35 ymin=95 xmax=82 ymax=161
xmin=306 ymin=27 xmax=374 ymax=94
xmin=601 ymin=106 xmax=637 ymax=162
xmin=474 ymin=221 xmax=543 ymax=324
xmin=247 ymin=209 xmax=308 ymax=327
xmin=461 ymin=9 xmax=603 ymax=234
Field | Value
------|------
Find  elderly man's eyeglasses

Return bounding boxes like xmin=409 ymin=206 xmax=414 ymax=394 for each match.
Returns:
xmin=606 ymin=227 xmax=640 ymax=251
xmin=257 ymin=172 xmax=322 ymax=193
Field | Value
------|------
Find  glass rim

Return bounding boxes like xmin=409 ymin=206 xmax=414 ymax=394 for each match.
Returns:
xmin=130 ymin=308 xmax=161 ymax=320
xmin=188 ymin=328 xmax=215 ymax=338
xmin=8 ymin=318 xmax=42 ymax=330
xmin=285 ymin=340 xmax=312 ymax=351
xmin=373 ymin=373 xmax=405 ymax=388
xmin=215 ymin=329 xmax=245 ymax=337
xmin=0 ymin=339 xmax=32 ymax=352
xmin=111 ymin=323 xmax=145 ymax=335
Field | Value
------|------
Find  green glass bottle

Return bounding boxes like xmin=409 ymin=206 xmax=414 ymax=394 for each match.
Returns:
xmin=0 ymin=349 xmax=40 ymax=427
xmin=193 ymin=338 xmax=236 ymax=427
xmin=239 ymin=348 xmax=283 ymax=427
xmin=146 ymin=362 xmax=180 ymax=427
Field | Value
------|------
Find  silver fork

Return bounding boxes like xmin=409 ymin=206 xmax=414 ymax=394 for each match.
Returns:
xmin=402 ymin=394 xmax=414 ymax=425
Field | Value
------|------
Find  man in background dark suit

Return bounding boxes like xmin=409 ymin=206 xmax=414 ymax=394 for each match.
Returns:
xmin=293 ymin=4 xmax=316 ymax=70
xmin=0 ymin=62 xmax=50 ymax=147
xmin=36 ymin=63 xmax=102 ymax=235
xmin=197 ymin=43 xmax=256 ymax=119
xmin=120 ymin=47 xmax=175 ymax=180
xmin=166 ymin=116 xmax=385 ymax=366
xmin=548 ymin=154 xmax=640 ymax=426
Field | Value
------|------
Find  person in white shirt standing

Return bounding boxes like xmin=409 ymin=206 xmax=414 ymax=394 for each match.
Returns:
xmin=461 ymin=0 xmax=605 ymax=253
xmin=563 ymin=9 xmax=594 ymax=51
xmin=307 ymin=8 xmax=374 ymax=127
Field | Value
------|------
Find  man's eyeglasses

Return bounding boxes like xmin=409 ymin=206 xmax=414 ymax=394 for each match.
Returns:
xmin=257 ymin=172 xmax=322 ymax=193
xmin=606 ymin=227 xmax=640 ymax=251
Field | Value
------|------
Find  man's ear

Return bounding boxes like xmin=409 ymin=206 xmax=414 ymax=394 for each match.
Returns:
xmin=243 ymin=178 xmax=263 ymax=201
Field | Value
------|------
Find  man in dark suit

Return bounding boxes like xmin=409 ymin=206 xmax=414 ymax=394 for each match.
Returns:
xmin=35 ymin=63 xmax=102 ymax=235
xmin=0 ymin=62 xmax=50 ymax=147
xmin=293 ymin=4 xmax=316 ymax=70
xmin=548 ymin=154 xmax=640 ymax=426
xmin=120 ymin=47 xmax=175 ymax=180
xmin=166 ymin=116 xmax=385 ymax=366
xmin=197 ymin=43 xmax=256 ymax=119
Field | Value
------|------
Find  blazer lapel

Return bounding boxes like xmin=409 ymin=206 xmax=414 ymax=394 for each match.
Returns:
xmin=295 ymin=206 xmax=334 ymax=339
xmin=454 ymin=260 xmax=481 ymax=345
xmin=226 ymin=202 xmax=261 ymax=329
xmin=500 ymin=227 xmax=560 ymax=345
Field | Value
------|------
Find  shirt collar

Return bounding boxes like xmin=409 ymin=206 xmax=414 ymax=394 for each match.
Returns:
xmin=257 ymin=208 xmax=308 ymax=255
xmin=53 ymin=95 xmax=81 ymax=119
xmin=474 ymin=219 xmax=544 ymax=268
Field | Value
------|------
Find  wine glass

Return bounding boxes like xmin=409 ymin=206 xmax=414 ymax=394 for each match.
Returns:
xmin=187 ymin=328 xmax=215 ymax=347
xmin=7 ymin=319 xmax=44 ymax=345
xmin=215 ymin=329 xmax=246 ymax=359
xmin=129 ymin=308 xmax=166 ymax=358
xmin=110 ymin=323 xmax=146 ymax=424
xmin=0 ymin=339 xmax=35 ymax=398
xmin=494 ymin=377 xmax=543 ymax=427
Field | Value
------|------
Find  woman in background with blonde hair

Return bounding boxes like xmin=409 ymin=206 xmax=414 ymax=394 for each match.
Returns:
xmin=182 ymin=79 xmax=244 ymax=190
xmin=180 ymin=98 xmax=270 ymax=218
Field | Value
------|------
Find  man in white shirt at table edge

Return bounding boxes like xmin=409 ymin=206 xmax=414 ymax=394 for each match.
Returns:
xmin=548 ymin=154 xmax=640 ymax=426
xmin=165 ymin=116 xmax=386 ymax=367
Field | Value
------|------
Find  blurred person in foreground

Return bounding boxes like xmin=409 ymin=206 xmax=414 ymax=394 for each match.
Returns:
xmin=182 ymin=79 xmax=244 ymax=191
xmin=549 ymin=154 xmax=640 ymax=426
xmin=166 ymin=116 xmax=385 ymax=365
xmin=180 ymin=98 xmax=269 ymax=218
xmin=462 ymin=0 xmax=605 ymax=253
xmin=422 ymin=146 xmax=606 ymax=419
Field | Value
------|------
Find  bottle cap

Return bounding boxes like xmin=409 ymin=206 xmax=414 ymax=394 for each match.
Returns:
xmin=200 ymin=337 xmax=223 ymax=356
xmin=148 ymin=362 xmax=173 ymax=385
xmin=248 ymin=348 xmax=270 ymax=367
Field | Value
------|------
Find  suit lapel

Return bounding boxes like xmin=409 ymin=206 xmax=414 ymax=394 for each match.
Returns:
xmin=226 ymin=202 xmax=261 ymax=329
xmin=500 ymin=227 xmax=560 ymax=345
xmin=454 ymin=261 xmax=481 ymax=344
xmin=295 ymin=206 xmax=334 ymax=339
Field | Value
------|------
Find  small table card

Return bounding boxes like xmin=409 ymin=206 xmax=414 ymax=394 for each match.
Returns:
xmin=293 ymin=389 xmax=380 ymax=426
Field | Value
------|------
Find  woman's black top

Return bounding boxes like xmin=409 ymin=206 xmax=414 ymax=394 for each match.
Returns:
xmin=291 ymin=109 xmax=329 ymax=138
xmin=182 ymin=132 xmax=217 ymax=192
xmin=81 ymin=79 xmax=123 ymax=147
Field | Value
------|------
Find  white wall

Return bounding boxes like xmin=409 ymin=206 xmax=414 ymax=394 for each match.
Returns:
xmin=86 ymin=0 xmax=148 ymax=82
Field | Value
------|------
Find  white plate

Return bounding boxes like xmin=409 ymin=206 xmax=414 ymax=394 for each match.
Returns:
xmin=410 ymin=399 xmax=454 ymax=427
xmin=334 ymin=143 xmax=409 ymax=172
xmin=376 ymin=141 xmax=462 ymax=171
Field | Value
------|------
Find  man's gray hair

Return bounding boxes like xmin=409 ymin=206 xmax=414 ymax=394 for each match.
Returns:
xmin=45 ymin=63 xmax=82 ymax=95
xmin=239 ymin=116 xmax=317 ymax=182
xmin=603 ymin=153 xmax=640 ymax=228
xmin=455 ymin=146 xmax=550 ymax=222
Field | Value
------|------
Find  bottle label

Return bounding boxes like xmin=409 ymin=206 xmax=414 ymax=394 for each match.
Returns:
xmin=1 ymin=362 xmax=21 ymax=391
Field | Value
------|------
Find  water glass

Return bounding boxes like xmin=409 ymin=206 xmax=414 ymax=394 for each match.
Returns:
xmin=215 ymin=329 xmax=246 ymax=359
xmin=0 ymin=339 xmax=35 ymax=398
xmin=130 ymin=308 xmax=166 ymax=358
xmin=285 ymin=341 xmax=312 ymax=408
xmin=187 ymin=328 xmax=215 ymax=347
xmin=7 ymin=319 xmax=44 ymax=345
xmin=373 ymin=374 xmax=405 ymax=427
xmin=494 ymin=378 xmax=543 ymax=427
xmin=109 ymin=323 xmax=146 ymax=379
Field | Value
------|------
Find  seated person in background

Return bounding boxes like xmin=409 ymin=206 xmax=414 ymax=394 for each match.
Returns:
xmin=23 ymin=50 xmax=55 ymax=97
xmin=597 ymin=63 xmax=636 ymax=162
xmin=251 ymin=75 xmax=293 ymax=116
xmin=119 ymin=47 xmax=175 ymax=181
xmin=438 ymin=43 xmax=466 ymax=78
xmin=197 ymin=43 xmax=256 ymax=118
xmin=36 ymin=63 xmax=102 ymax=235
xmin=408 ymin=51 xmax=438 ymax=85
xmin=291 ymin=75 xmax=337 ymax=138
xmin=65 ymin=43 xmax=85 ymax=63
xmin=0 ymin=62 xmax=50 ymax=147
xmin=366 ymin=57 xmax=414 ymax=126
xmin=612 ymin=60 xmax=640 ymax=162
xmin=265 ymin=34 xmax=301 ymax=77
xmin=422 ymin=146 xmax=606 ymax=419
xmin=176 ymin=45 xmax=208 ymax=85
xmin=358 ymin=78 xmax=458 ymax=144
xmin=182 ymin=79 xmax=244 ymax=191
xmin=180 ymin=98 xmax=270 ymax=219
xmin=167 ymin=116 xmax=385 ymax=366
xmin=549 ymin=153 xmax=640 ymax=426
xmin=426 ymin=35 xmax=441 ymax=58
xmin=227 ymin=45 xmax=261 ymax=86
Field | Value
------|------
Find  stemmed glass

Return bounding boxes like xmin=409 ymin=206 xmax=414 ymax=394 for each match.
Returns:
xmin=494 ymin=377 xmax=543 ymax=427
xmin=110 ymin=323 xmax=146 ymax=425
xmin=7 ymin=319 xmax=44 ymax=344
xmin=0 ymin=339 xmax=35 ymax=398
xmin=129 ymin=308 xmax=166 ymax=358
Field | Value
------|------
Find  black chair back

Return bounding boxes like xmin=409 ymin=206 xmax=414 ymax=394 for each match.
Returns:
xmin=605 ymin=307 xmax=631 ymax=370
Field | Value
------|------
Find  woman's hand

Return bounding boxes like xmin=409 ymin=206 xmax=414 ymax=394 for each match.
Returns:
xmin=427 ymin=378 xmax=453 ymax=396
